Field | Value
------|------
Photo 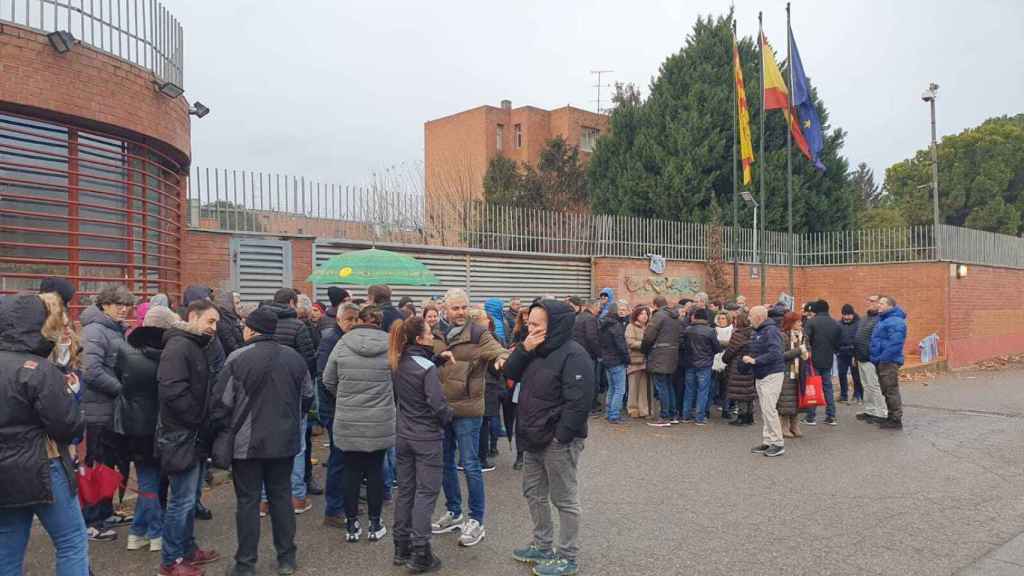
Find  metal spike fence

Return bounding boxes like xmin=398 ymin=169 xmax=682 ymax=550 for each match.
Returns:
xmin=186 ymin=167 xmax=1024 ymax=269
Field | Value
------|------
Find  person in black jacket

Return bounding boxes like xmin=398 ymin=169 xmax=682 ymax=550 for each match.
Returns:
xmin=0 ymin=294 xmax=88 ymax=576
xmin=389 ymin=316 xmax=454 ymax=572
xmin=503 ymin=300 xmax=595 ymax=575
xmin=743 ymin=306 xmax=787 ymax=458
xmin=803 ymin=300 xmax=842 ymax=426
xmin=572 ymin=299 xmax=601 ymax=415
xmin=317 ymin=303 xmax=359 ymax=527
xmin=319 ymin=287 xmax=350 ymax=333
xmin=268 ymin=289 xmax=316 ymax=376
xmin=681 ymin=308 xmax=723 ymax=425
xmin=369 ymin=285 xmax=404 ymax=333
xmin=156 ymin=299 xmax=222 ymax=576
xmin=213 ymin=307 xmax=313 ymax=576
xmin=836 ymin=304 xmax=862 ymax=404
xmin=598 ymin=302 xmax=629 ymax=423
xmin=214 ymin=291 xmax=243 ymax=357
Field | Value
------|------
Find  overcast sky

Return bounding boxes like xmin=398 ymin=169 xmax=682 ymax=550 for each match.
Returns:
xmin=165 ymin=0 xmax=1023 ymax=190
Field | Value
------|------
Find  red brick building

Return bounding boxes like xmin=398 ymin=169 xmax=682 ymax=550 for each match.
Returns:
xmin=424 ymin=100 xmax=609 ymax=205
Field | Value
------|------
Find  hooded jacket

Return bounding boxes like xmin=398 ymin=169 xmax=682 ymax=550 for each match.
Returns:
xmin=266 ymin=302 xmax=316 ymax=376
xmin=749 ymin=318 xmax=785 ymax=380
xmin=870 ymin=306 xmax=908 ymax=366
xmin=642 ymin=306 xmax=681 ymax=375
xmin=572 ymin=309 xmax=601 ymax=360
xmin=484 ymin=298 xmax=509 ymax=345
xmin=0 ymin=295 xmax=84 ymax=508
xmin=214 ymin=291 xmax=243 ymax=357
xmin=854 ymin=311 xmax=880 ymax=362
xmin=598 ymin=312 xmax=629 ymax=368
xmin=211 ymin=335 xmax=313 ymax=461
xmin=323 ymin=325 xmax=395 ymax=452
xmin=80 ymin=304 xmax=126 ymax=426
xmin=116 ymin=327 xmax=165 ymax=439
xmin=393 ymin=345 xmax=454 ymax=442
xmin=598 ymin=287 xmax=615 ymax=318
xmin=157 ymin=326 xmax=214 ymax=465
xmin=434 ymin=321 xmax=509 ymax=418
xmin=837 ymin=313 xmax=860 ymax=357
xmin=503 ymin=300 xmax=595 ymax=452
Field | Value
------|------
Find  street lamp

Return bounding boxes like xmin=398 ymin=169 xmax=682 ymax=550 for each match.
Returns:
xmin=921 ymin=82 xmax=940 ymax=253
xmin=741 ymin=191 xmax=759 ymax=277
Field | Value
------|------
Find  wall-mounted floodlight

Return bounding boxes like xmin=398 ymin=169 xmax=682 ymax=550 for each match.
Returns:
xmin=154 ymin=80 xmax=184 ymax=99
xmin=47 ymin=30 xmax=75 ymax=54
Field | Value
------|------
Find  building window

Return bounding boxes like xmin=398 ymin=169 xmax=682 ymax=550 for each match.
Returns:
xmin=514 ymin=124 xmax=523 ymax=149
xmin=496 ymin=124 xmax=504 ymax=151
xmin=581 ymin=126 xmax=600 ymax=152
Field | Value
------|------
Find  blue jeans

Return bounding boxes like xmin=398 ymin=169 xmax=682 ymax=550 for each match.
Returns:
xmin=291 ymin=415 xmax=307 ymax=500
xmin=161 ymin=463 xmax=200 ymax=566
xmin=653 ymin=373 xmax=675 ymax=420
xmin=323 ymin=421 xmax=346 ymax=519
xmin=442 ymin=417 xmax=485 ymax=523
xmin=605 ymin=364 xmax=627 ymax=421
xmin=683 ymin=368 xmax=713 ymax=423
xmin=383 ymin=447 xmax=396 ymax=500
xmin=806 ymin=367 xmax=835 ymax=419
xmin=0 ymin=459 xmax=89 ymax=576
xmin=130 ymin=463 xmax=163 ymax=539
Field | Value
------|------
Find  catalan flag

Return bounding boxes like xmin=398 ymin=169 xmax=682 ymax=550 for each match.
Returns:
xmin=732 ymin=32 xmax=754 ymax=186
xmin=760 ymin=32 xmax=812 ymax=162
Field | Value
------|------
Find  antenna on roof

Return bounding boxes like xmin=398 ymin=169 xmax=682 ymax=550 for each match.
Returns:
xmin=590 ymin=69 xmax=614 ymax=114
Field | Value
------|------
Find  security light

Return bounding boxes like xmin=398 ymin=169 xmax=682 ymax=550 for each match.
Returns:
xmin=47 ymin=30 xmax=75 ymax=54
xmin=189 ymin=101 xmax=210 ymax=118
xmin=921 ymin=82 xmax=938 ymax=103
xmin=154 ymin=80 xmax=184 ymax=99
xmin=740 ymin=191 xmax=757 ymax=207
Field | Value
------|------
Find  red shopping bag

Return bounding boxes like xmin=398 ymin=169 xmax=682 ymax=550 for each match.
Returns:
xmin=799 ymin=365 xmax=826 ymax=409
xmin=77 ymin=464 xmax=124 ymax=507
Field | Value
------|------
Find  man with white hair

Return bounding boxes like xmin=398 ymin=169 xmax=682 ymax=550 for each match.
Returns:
xmin=743 ymin=305 xmax=787 ymax=458
xmin=431 ymin=289 xmax=510 ymax=548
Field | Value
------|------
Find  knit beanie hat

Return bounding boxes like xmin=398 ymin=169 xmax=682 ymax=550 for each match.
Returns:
xmin=245 ymin=306 xmax=278 ymax=336
xmin=841 ymin=304 xmax=855 ymax=316
xmin=144 ymin=305 xmax=182 ymax=329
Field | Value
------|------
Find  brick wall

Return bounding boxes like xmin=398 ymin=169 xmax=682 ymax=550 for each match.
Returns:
xmin=181 ymin=230 xmax=232 ymax=293
xmin=0 ymin=22 xmax=190 ymax=164
xmin=947 ymin=265 xmax=1024 ymax=368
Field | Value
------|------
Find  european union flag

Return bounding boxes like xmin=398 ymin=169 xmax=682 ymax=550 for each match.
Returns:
xmin=789 ymin=30 xmax=826 ymax=172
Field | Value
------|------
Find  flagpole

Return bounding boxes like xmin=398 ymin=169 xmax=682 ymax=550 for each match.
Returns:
xmin=758 ymin=11 xmax=766 ymax=305
xmin=732 ymin=17 xmax=739 ymax=300
xmin=786 ymin=2 xmax=794 ymax=302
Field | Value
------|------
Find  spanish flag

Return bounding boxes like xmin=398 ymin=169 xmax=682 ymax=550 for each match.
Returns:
xmin=760 ymin=32 xmax=812 ymax=162
xmin=732 ymin=33 xmax=755 ymax=186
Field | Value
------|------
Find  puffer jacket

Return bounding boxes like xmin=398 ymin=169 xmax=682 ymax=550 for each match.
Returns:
xmin=393 ymin=345 xmax=454 ymax=442
xmin=157 ymin=326 xmax=214 ymax=462
xmin=871 ymin=306 xmax=908 ymax=366
xmin=323 ymin=325 xmax=395 ymax=452
xmin=434 ymin=322 xmax=509 ymax=418
xmin=572 ymin=310 xmax=600 ymax=360
xmin=722 ymin=326 xmax=755 ymax=401
xmin=266 ymin=302 xmax=316 ymax=376
xmin=116 ymin=326 xmax=165 ymax=463
xmin=777 ymin=329 xmax=805 ymax=416
xmin=748 ymin=319 xmax=785 ymax=380
xmin=642 ymin=306 xmax=681 ymax=375
xmin=854 ymin=312 xmax=880 ymax=362
xmin=598 ymin=315 xmax=628 ymax=368
xmin=837 ymin=314 xmax=860 ymax=357
xmin=80 ymin=305 xmax=126 ymax=426
xmin=0 ymin=295 xmax=84 ymax=508
xmin=503 ymin=300 xmax=595 ymax=452
xmin=625 ymin=322 xmax=646 ymax=368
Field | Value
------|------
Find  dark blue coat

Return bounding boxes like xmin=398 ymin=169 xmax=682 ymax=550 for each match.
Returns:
xmin=870 ymin=306 xmax=907 ymax=366
xmin=316 ymin=324 xmax=343 ymax=425
xmin=749 ymin=319 xmax=785 ymax=379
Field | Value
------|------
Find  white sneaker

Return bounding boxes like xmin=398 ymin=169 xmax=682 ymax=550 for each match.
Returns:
xmin=149 ymin=537 xmax=162 ymax=552
xmin=458 ymin=519 xmax=485 ymax=547
xmin=431 ymin=511 xmax=464 ymax=534
xmin=126 ymin=534 xmax=149 ymax=551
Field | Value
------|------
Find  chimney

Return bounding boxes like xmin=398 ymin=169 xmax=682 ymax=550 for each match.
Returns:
xmin=500 ymin=99 xmax=511 ymax=111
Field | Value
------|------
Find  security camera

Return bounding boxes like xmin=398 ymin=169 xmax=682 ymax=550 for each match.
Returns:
xmin=921 ymin=82 xmax=938 ymax=102
xmin=189 ymin=101 xmax=210 ymax=118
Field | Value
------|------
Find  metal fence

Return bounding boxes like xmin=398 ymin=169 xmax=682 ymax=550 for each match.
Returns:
xmin=1 ymin=0 xmax=184 ymax=87
xmin=185 ymin=167 xmax=1024 ymax=269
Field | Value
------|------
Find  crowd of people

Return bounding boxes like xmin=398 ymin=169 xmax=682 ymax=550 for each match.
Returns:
xmin=0 ymin=277 xmax=909 ymax=576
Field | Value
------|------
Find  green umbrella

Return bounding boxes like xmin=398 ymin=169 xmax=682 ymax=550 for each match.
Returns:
xmin=306 ymin=248 xmax=438 ymax=286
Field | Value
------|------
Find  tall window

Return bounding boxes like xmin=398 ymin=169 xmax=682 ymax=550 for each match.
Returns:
xmin=496 ymin=124 xmax=504 ymax=151
xmin=581 ymin=126 xmax=600 ymax=152
xmin=514 ymin=124 xmax=523 ymax=149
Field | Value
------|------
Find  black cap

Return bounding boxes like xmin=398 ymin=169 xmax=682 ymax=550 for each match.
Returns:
xmin=245 ymin=306 xmax=278 ymax=336
xmin=39 ymin=277 xmax=75 ymax=306
xmin=693 ymin=308 xmax=709 ymax=322
xmin=841 ymin=304 xmax=855 ymax=316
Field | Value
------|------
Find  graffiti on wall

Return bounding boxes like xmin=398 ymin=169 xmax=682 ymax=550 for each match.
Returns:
xmin=624 ymin=274 xmax=704 ymax=297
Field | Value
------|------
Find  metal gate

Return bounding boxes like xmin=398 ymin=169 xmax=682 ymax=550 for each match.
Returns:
xmin=231 ymin=239 xmax=292 ymax=305
xmin=313 ymin=242 xmax=591 ymax=305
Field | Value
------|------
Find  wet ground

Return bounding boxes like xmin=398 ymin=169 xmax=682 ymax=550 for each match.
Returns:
xmin=23 ymin=366 xmax=1024 ymax=575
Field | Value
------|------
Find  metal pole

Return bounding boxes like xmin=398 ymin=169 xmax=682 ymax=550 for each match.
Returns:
xmin=786 ymin=2 xmax=795 ymax=299
xmin=930 ymin=93 xmax=941 ymax=258
xmin=758 ymin=11 xmax=766 ymax=305
xmin=732 ymin=19 xmax=739 ymax=299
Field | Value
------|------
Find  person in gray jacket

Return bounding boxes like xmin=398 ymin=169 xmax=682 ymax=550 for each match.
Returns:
xmin=212 ymin=307 xmax=313 ymax=576
xmin=323 ymin=305 xmax=395 ymax=544
xmin=80 ymin=283 xmax=135 ymax=538
xmin=854 ymin=295 xmax=887 ymax=423
xmin=389 ymin=316 xmax=455 ymax=573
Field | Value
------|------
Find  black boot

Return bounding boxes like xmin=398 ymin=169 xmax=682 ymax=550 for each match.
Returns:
xmin=407 ymin=542 xmax=442 ymax=573
xmin=194 ymin=502 xmax=212 ymax=521
xmin=513 ymin=452 xmax=524 ymax=471
xmin=393 ymin=540 xmax=412 ymax=566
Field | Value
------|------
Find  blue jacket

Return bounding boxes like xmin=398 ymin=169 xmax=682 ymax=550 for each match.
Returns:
xmin=870 ymin=306 xmax=907 ymax=366
xmin=599 ymin=287 xmax=615 ymax=318
xmin=749 ymin=319 xmax=785 ymax=379
xmin=316 ymin=325 xmax=343 ymax=425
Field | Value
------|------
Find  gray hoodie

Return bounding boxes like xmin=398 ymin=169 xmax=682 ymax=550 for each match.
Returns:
xmin=323 ymin=325 xmax=395 ymax=453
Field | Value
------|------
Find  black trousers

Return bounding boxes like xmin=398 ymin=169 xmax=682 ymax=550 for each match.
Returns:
xmin=393 ymin=437 xmax=443 ymax=547
xmin=341 ymin=450 xmax=386 ymax=521
xmin=232 ymin=457 xmax=296 ymax=572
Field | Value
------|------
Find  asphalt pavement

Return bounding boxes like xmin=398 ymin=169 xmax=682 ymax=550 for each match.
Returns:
xmin=22 ymin=366 xmax=1024 ymax=576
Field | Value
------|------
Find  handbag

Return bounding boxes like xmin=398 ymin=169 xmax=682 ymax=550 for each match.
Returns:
xmin=112 ymin=394 xmax=129 ymax=436
xmin=799 ymin=363 xmax=826 ymax=408
xmin=211 ymin=348 xmax=279 ymax=469
xmin=156 ymin=427 xmax=199 ymax=475
xmin=77 ymin=463 xmax=124 ymax=507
